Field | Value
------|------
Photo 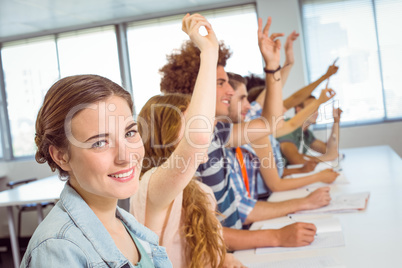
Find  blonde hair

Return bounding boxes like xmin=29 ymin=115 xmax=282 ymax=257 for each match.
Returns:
xmin=138 ymin=94 xmax=226 ymax=268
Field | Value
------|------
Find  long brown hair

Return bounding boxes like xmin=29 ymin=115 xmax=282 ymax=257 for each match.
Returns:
xmin=138 ymin=94 xmax=226 ymax=268
xmin=35 ymin=75 xmax=133 ymax=177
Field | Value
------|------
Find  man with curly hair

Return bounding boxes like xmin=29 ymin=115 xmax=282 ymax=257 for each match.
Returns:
xmin=159 ymin=17 xmax=317 ymax=250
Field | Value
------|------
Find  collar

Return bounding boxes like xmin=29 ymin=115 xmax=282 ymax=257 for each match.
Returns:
xmin=60 ymin=183 xmax=159 ymax=266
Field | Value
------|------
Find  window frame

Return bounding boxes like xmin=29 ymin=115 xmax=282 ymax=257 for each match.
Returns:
xmin=298 ymin=0 xmax=402 ymax=130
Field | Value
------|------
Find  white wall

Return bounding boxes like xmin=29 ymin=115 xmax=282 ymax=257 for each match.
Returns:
xmin=256 ymin=0 xmax=402 ymax=157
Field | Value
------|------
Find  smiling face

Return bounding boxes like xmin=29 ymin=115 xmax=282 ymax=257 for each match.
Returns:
xmin=215 ymin=65 xmax=234 ymax=117
xmin=62 ymin=95 xmax=144 ymax=201
xmin=228 ymin=83 xmax=251 ymax=124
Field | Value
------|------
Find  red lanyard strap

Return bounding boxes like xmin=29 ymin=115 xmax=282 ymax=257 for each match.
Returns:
xmin=235 ymin=147 xmax=250 ymax=197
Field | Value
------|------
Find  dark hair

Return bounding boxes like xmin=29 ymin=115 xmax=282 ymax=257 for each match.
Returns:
xmin=244 ymin=73 xmax=265 ymax=91
xmin=247 ymin=85 xmax=265 ymax=103
xmin=227 ymin=72 xmax=246 ymax=91
xmin=296 ymin=95 xmax=316 ymax=109
xmin=35 ymin=75 xmax=133 ymax=177
xmin=159 ymin=40 xmax=231 ymax=94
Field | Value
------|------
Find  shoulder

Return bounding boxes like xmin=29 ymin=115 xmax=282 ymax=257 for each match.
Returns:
xmin=21 ymin=204 xmax=92 ymax=267
xmin=130 ymin=168 xmax=156 ymax=221
xmin=21 ymin=237 xmax=90 ymax=268
xmin=245 ymin=101 xmax=263 ymax=121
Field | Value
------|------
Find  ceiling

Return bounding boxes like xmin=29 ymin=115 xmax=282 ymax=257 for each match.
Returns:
xmin=0 ymin=0 xmax=248 ymax=42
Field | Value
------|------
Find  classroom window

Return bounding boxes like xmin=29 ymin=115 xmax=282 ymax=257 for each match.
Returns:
xmin=1 ymin=37 xmax=59 ymax=157
xmin=127 ymin=4 xmax=262 ymax=113
xmin=57 ymin=26 xmax=121 ymax=85
xmin=300 ymin=0 xmax=402 ymax=125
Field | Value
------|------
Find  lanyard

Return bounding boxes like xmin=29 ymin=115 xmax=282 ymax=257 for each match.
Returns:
xmin=235 ymin=147 xmax=250 ymax=197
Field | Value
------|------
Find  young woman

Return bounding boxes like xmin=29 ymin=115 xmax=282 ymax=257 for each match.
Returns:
xmin=130 ymin=15 xmax=245 ymax=268
xmin=21 ymin=74 xmax=171 ymax=267
xmin=19 ymin=13 xmax=216 ymax=268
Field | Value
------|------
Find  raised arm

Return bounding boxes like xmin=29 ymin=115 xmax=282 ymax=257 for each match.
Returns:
xmin=280 ymin=30 xmax=299 ymax=87
xmin=283 ymin=61 xmax=339 ymax=110
xmin=145 ymin=14 xmax=218 ymax=226
xmin=228 ymin=17 xmax=284 ymax=147
xmin=309 ymin=107 xmax=342 ymax=161
xmin=275 ymin=87 xmax=336 ymax=138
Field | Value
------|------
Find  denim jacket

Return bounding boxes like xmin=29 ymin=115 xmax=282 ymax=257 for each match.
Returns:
xmin=20 ymin=182 xmax=172 ymax=268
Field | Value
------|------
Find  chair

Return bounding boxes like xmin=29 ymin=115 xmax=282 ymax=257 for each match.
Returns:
xmin=6 ymin=178 xmax=55 ymax=245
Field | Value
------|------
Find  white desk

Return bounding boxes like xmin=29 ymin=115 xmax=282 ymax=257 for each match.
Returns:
xmin=0 ymin=175 xmax=65 ymax=268
xmin=234 ymin=145 xmax=402 ymax=267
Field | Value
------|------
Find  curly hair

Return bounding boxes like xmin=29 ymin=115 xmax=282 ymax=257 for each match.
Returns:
xmin=138 ymin=94 xmax=226 ymax=268
xmin=35 ymin=75 xmax=133 ymax=178
xmin=159 ymin=40 xmax=232 ymax=94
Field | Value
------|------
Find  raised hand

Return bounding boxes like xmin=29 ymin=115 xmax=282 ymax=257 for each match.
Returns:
xmin=276 ymin=222 xmax=317 ymax=247
xmin=257 ymin=17 xmax=284 ymax=69
xmin=284 ymin=30 xmax=300 ymax=66
xmin=333 ymin=107 xmax=343 ymax=123
xmin=303 ymin=187 xmax=332 ymax=210
xmin=182 ymin=13 xmax=219 ymax=54
xmin=324 ymin=59 xmax=339 ymax=78
xmin=318 ymin=87 xmax=336 ymax=104
xmin=317 ymin=168 xmax=339 ymax=184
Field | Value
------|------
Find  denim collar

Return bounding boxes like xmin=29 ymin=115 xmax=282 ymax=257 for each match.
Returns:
xmin=60 ymin=182 xmax=159 ymax=267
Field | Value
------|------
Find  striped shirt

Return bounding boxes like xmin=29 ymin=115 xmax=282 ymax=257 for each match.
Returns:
xmin=195 ymin=121 xmax=242 ymax=229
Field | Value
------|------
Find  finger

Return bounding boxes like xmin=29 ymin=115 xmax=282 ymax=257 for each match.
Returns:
xmin=183 ymin=14 xmax=204 ymax=33
xmin=301 ymin=222 xmax=317 ymax=232
xmin=270 ymin=33 xmax=285 ymax=40
xmin=326 ymin=78 xmax=330 ymax=89
xmin=290 ymin=31 xmax=300 ymax=40
xmin=275 ymin=38 xmax=282 ymax=50
xmin=182 ymin=13 xmax=191 ymax=31
xmin=257 ymin=17 xmax=263 ymax=35
xmin=189 ymin=20 xmax=210 ymax=34
xmin=262 ymin=16 xmax=272 ymax=36
xmin=302 ymin=233 xmax=316 ymax=244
